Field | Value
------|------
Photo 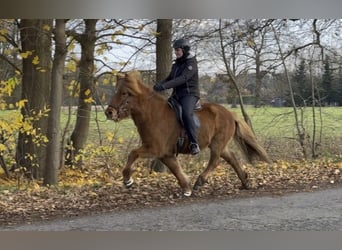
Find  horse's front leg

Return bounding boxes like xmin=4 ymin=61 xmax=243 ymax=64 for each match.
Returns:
xmin=122 ymin=150 xmax=138 ymax=188
xmin=122 ymin=146 xmax=153 ymax=188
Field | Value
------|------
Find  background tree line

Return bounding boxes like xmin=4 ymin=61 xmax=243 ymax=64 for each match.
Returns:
xmin=0 ymin=19 xmax=341 ymax=184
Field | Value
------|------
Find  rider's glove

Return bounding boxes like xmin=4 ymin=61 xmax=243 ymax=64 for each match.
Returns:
xmin=153 ymin=83 xmax=165 ymax=92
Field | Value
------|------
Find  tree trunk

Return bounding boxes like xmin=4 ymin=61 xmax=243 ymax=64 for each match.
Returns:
xmin=156 ymin=19 xmax=173 ymax=82
xmin=16 ymin=19 xmax=52 ymax=179
xmin=254 ymin=54 xmax=262 ymax=108
xmin=66 ymin=19 xmax=97 ymax=164
xmin=44 ymin=19 xmax=67 ymax=185
xmin=151 ymin=19 xmax=172 ymax=173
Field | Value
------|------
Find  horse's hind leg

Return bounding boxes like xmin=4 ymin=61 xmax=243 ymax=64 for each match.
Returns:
xmin=220 ymin=148 xmax=249 ymax=189
xmin=193 ymin=149 xmax=221 ymax=191
xmin=160 ymin=156 xmax=192 ymax=196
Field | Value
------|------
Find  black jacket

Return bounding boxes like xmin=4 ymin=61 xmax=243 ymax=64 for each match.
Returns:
xmin=160 ymin=53 xmax=200 ymax=99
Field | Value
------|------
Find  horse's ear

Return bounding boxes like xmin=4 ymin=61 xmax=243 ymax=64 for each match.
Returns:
xmin=116 ymin=72 xmax=125 ymax=81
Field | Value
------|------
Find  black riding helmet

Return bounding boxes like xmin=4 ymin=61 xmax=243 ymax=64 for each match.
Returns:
xmin=173 ymin=38 xmax=191 ymax=54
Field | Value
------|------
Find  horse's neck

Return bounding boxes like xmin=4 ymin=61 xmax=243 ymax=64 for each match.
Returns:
xmin=131 ymin=94 xmax=169 ymax=137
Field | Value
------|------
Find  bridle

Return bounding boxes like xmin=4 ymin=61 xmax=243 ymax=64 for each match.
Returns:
xmin=107 ymin=93 xmax=131 ymax=120
xmin=107 ymin=89 xmax=157 ymax=120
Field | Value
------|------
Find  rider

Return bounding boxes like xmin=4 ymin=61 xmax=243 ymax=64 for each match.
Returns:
xmin=153 ymin=38 xmax=200 ymax=155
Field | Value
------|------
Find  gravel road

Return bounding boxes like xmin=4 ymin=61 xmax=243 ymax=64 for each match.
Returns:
xmin=2 ymin=187 xmax=342 ymax=231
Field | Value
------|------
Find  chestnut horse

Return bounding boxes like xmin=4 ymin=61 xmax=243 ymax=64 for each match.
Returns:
xmin=105 ymin=71 xmax=270 ymax=196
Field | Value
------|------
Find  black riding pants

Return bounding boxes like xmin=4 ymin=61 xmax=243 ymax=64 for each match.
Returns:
xmin=178 ymin=95 xmax=199 ymax=145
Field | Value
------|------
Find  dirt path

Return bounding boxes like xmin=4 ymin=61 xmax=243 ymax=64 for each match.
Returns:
xmin=3 ymin=187 xmax=342 ymax=231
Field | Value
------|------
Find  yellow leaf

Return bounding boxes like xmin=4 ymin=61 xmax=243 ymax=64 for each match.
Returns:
xmin=16 ymin=99 xmax=28 ymax=109
xmin=32 ymin=56 xmax=40 ymax=65
xmin=20 ymin=51 xmax=33 ymax=59
xmin=246 ymin=38 xmax=255 ymax=47
xmin=0 ymin=29 xmax=8 ymax=35
xmin=84 ymin=89 xmax=91 ymax=96
xmin=32 ymin=182 xmax=40 ymax=190
xmin=106 ymin=132 xmax=114 ymax=141
xmin=89 ymin=191 xmax=98 ymax=197
xmin=114 ymin=30 xmax=124 ymax=35
xmin=4 ymin=48 xmax=12 ymax=55
xmin=84 ymin=97 xmax=94 ymax=104
xmin=66 ymin=61 xmax=77 ymax=72
xmin=43 ymin=24 xmax=51 ymax=31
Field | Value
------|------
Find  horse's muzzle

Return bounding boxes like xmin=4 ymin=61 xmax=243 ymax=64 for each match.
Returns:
xmin=105 ymin=106 xmax=119 ymax=121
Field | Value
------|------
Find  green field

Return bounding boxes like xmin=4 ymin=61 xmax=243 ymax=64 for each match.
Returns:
xmin=237 ymin=106 xmax=342 ymax=138
xmin=83 ymin=105 xmax=342 ymax=159
xmin=80 ymin=106 xmax=342 ymax=139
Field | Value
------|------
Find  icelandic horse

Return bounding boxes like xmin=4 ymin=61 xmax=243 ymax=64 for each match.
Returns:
xmin=105 ymin=71 xmax=271 ymax=196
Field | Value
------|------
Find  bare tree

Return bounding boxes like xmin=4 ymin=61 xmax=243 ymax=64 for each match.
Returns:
xmin=66 ymin=19 xmax=98 ymax=164
xmin=270 ymin=19 xmax=325 ymax=159
xmin=242 ymin=20 xmax=278 ymax=108
xmin=218 ymin=19 xmax=254 ymax=130
xmin=44 ymin=19 xmax=67 ymax=185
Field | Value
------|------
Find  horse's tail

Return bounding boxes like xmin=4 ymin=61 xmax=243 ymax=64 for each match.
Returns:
xmin=233 ymin=118 xmax=271 ymax=164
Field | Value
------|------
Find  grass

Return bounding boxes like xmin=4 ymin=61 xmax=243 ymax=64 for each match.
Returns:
xmin=231 ymin=106 xmax=342 ymax=138
xmin=229 ymin=106 xmax=342 ymax=159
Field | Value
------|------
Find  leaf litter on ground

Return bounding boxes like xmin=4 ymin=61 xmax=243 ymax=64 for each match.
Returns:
xmin=0 ymin=157 xmax=341 ymax=226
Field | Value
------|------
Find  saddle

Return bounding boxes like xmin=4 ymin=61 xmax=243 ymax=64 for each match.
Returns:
xmin=167 ymin=96 xmax=201 ymax=154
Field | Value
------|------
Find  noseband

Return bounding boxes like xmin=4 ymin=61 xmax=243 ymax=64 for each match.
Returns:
xmin=107 ymin=94 xmax=131 ymax=119
xmin=107 ymin=91 xmax=156 ymax=120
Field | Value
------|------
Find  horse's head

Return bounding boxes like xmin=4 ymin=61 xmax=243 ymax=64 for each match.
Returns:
xmin=105 ymin=71 xmax=146 ymax=122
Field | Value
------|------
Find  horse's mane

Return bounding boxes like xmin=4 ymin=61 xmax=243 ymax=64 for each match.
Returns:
xmin=123 ymin=70 xmax=167 ymax=103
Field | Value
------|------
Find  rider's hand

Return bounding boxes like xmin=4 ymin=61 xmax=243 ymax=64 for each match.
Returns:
xmin=153 ymin=83 xmax=165 ymax=92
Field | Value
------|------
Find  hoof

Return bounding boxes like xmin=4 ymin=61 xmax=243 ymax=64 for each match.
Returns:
xmin=193 ymin=178 xmax=207 ymax=191
xmin=239 ymin=173 xmax=250 ymax=189
xmin=124 ymin=178 xmax=134 ymax=188
xmin=193 ymin=183 xmax=200 ymax=191
xmin=240 ymin=180 xmax=250 ymax=190
xmin=183 ymin=191 xmax=192 ymax=197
